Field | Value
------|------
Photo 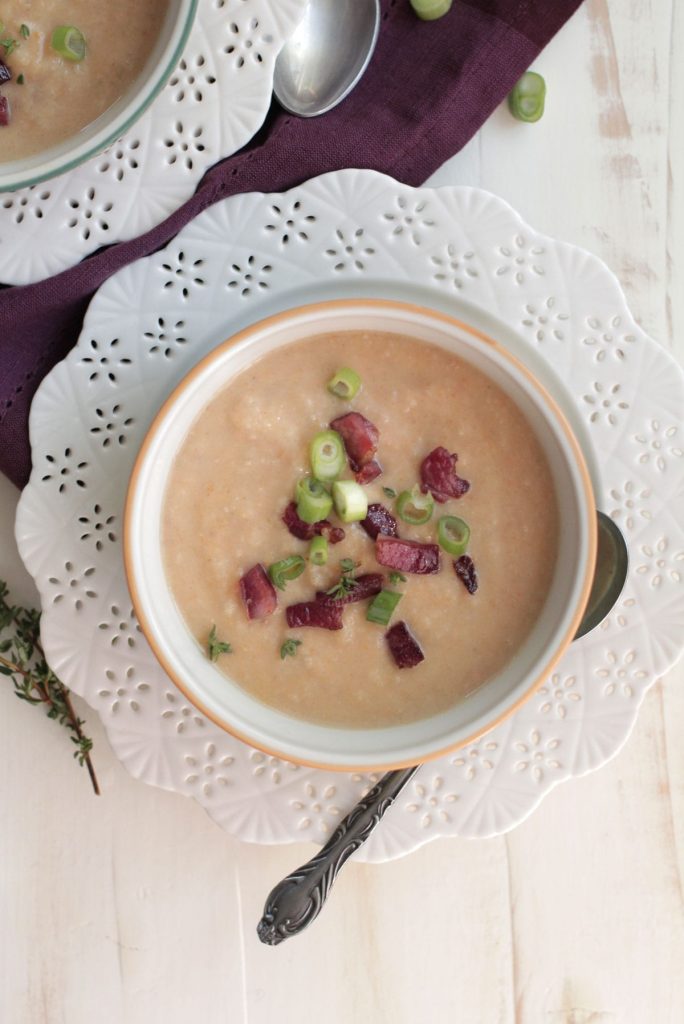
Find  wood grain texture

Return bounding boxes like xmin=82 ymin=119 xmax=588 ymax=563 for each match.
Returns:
xmin=1 ymin=3 xmax=683 ymax=1021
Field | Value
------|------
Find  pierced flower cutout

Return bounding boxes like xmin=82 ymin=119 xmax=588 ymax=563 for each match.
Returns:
xmin=41 ymin=449 xmax=88 ymax=494
xmin=222 ymin=16 xmax=274 ymax=69
xmin=161 ymin=690 xmax=206 ymax=734
xmin=77 ymin=504 xmax=117 ymax=551
xmin=633 ymin=421 xmax=683 ymax=473
xmin=450 ymin=741 xmax=498 ymax=780
xmin=608 ymin=480 xmax=652 ymax=531
xmin=66 ymin=187 xmax=114 ymax=241
xmin=97 ymin=139 xmax=141 ymax=183
xmin=143 ymin=317 xmax=188 ymax=359
xmin=163 ymin=122 xmax=206 ymax=171
xmin=79 ymin=337 xmax=132 ymax=384
xmin=521 ymin=297 xmax=569 ymax=342
xmin=168 ymin=54 xmax=216 ymax=103
xmin=290 ymin=782 xmax=341 ymax=834
xmin=184 ymin=742 xmax=234 ymax=797
xmin=582 ymin=315 xmax=636 ymax=363
xmin=160 ymin=249 xmax=206 ymax=298
xmin=264 ymin=199 xmax=316 ymax=246
xmin=406 ymin=775 xmax=458 ymax=828
xmin=383 ymin=194 xmax=435 ymax=246
xmin=250 ymin=750 xmax=299 ymax=784
xmin=324 ymin=227 xmax=375 ymax=272
xmin=227 ymin=255 xmax=272 ymax=296
xmin=635 ymin=538 xmax=682 ymax=588
xmin=596 ymin=649 xmax=648 ymax=698
xmin=97 ymin=604 xmax=142 ymax=649
xmin=98 ymin=666 xmax=149 ymax=714
xmin=47 ymin=562 xmax=97 ymax=611
xmin=582 ymin=380 xmax=630 ymax=426
xmin=513 ymin=729 xmax=562 ymax=784
xmin=495 ymin=235 xmax=545 ymax=283
xmin=89 ymin=403 xmax=135 ymax=449
xmin=429 ymin=245 xmax=478 ymax=290
xmin=538 ymin=673 xmax=581 ymax=718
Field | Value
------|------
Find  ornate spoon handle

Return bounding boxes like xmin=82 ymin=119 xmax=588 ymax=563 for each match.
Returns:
xmin=257 ymin=764 xmax=418 ymax=945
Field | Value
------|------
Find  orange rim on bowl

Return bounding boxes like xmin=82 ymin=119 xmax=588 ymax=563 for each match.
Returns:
xmin=124 ymin=299 xmax=597 ymax=772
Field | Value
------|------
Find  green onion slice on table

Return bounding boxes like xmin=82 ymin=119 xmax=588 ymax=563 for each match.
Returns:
xmin=295 ymin=477 xmax=333 ymax=524
xmin=310 ymin=430 xmax=345 ymax=481
xmin=366 ymin=589 xmax=403 ymax=626
xmin=437 ymin=515 xmax=471 ymax=557
xmin=51 ymin=26 xmax=86 ymax=62
xmin=332 ymin=480 xmax=368 ymax=523
xmin=508 ymin=71 xmax=546 ymax=123
xmin=309 ymin=535 xmax=329 ymax=566
xmin=327 ymin=367 xmax=362 ymax=400
xmin=268 ymin=556 xmax=306 ymax=591
xmin=396 ymin=485 xmax=434 ymax=525
xmin=410 ymin=0 xmax=453 ymax=21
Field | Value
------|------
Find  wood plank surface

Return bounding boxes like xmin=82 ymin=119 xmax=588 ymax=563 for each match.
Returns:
xmin=0 ymin=2 xmax=682 ymax=1021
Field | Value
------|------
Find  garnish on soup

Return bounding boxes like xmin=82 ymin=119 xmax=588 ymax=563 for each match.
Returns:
xmin=385 ymin=621 xmax=425 ymax=669
xmin=208 ymin=625 xmax=232 ymax=662
xmin=360 ymin=503 xmax=399 ymax=540
xmin=280 ymin=638 xmax=302 ymax=660
xmin=162 ymin=331 xmax=559 ymax=728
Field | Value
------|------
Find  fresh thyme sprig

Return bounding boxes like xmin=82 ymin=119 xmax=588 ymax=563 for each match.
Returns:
xmin=325 ymin=558 xmax=360 ymax=601
xmin=0 ymin=580 xmax=99 ymax=794
xmin=207 ymin=624 xmax=232 ymax=662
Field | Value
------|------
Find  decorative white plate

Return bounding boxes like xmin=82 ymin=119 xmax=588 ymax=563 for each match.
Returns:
xmin=0 ymin=0 xmax=306 ymax=286
xmin=16 ymin=170 xmax=684 ymax=863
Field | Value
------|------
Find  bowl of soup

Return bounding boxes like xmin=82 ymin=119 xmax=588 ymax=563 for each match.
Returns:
xmin=0 ymin=0 xmax=197 ymax=191
xmin=124 ymin=299 xmax=597 ymax=771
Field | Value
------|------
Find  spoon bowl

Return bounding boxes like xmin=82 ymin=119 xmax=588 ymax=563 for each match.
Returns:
xmin=273 ymin=0 xmax=381 ymax=117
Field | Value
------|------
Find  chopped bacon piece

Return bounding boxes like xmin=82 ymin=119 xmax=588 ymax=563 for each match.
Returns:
xmin=385 ymin=621 xmax=425 ymax=669
xmin=282 ymin=502 xmax=345 ymax=544
xmin=453 ymin=555 xmax=478 ymax=594
xmin=286 ymin=600 xmax=344 ymax=630
xmin=376 ymin=535 xmax=440 ymax=574
xmin=361 ymin=503 xmax=399 ymax=540
xmin=0 ymin=95 xmax=10 ymax=127
xmin=239 ymin=564 xmax=278 ymax=620
xmin=420 ymin=446 xmax=470 ymax=503
xmin=0 ymin=60 xmax=11 ymax=84
xmin=330 ymin=412 xmax=379 ymax=470
xmin=316 ymin=573 xmax=384 ymax=606
xmin=355 ymin=459 xmax=382 ymax=485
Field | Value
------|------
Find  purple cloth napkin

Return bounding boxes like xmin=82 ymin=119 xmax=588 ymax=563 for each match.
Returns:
xmin=0 ymin=0 xmax=582 ymax=489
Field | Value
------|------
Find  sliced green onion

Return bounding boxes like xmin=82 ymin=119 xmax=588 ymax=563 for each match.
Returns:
xmin=268 ymin=555 xmax=306 ymax=591
xmin=367 ymin=589 xmax=403 ymax=626
xmin=332 ymin=480 xmax=368 ymax=523
xmin=309 ymin=535 xmax=329 ymax=566
xmin=437 ymin=515 xmax=470 ymax=557
xmin=310 ymin=429 xmax=345 ymax=481
xmin=382 ymin=486 xmax=397 ymax=499
xmin=295 ymin=476 xmax=333 ymax=524
xmin=51 ymin=26 xmax=86 ymax=62
xmin=410 ymin=0 xmax=452 ymax=21
xmin=396 ymin=484 xmax=434 ymax=525
xmin=508 ymin=71 xmax=546 ymax=123
xmin=327 ymin=367 xmax=361 ymax=400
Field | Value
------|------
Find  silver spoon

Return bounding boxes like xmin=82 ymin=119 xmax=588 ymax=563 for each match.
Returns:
xmin=257 ymin=512 xmax=628 ymax=945
xmin=273 ymin=0 xmax=381 ymax=118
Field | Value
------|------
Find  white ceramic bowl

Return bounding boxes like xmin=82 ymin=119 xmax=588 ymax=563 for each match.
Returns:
xmin=124 ymin=299 xmax=597 ymax=771
xmin=0 ymin=0 xmax=197 ymax=192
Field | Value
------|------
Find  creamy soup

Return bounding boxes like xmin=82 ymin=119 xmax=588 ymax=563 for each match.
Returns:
xmin=163 ymin=331 xmax=559 ymax=729
xmin=0 ymin=2 xmax=168 ymax=161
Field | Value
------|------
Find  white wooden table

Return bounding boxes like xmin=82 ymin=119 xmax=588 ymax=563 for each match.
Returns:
xmin=1 ymin=3 xmax=683 ymax=1020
